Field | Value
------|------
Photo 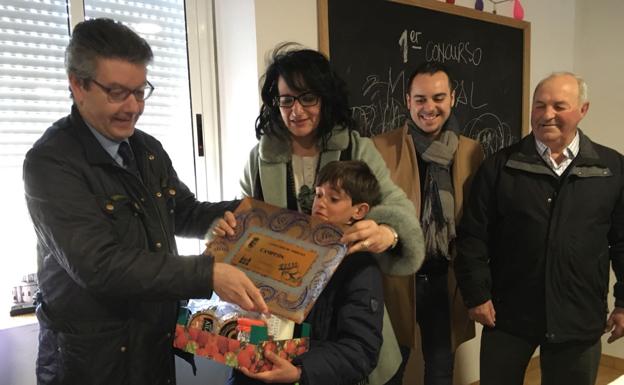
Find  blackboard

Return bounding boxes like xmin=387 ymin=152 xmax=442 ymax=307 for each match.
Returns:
xmin=318 ymin=0 xmax=530 ymax=156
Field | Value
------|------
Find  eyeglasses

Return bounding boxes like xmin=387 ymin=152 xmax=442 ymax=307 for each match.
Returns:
xmin=275 ymin=92 xmax=320 ymax=108
xmin=90 ymin=79 xmax=155 ymax=103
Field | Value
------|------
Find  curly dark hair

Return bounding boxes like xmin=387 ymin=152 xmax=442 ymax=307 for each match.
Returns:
xmin=254 ymin=43 xmax=354 ymax=146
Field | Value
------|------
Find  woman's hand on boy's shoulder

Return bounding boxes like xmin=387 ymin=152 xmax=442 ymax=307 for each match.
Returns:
xmin=239 ymin=351 xmax=302 ymax=383
xmin=341 ymin=219 xmax=395 ymax=255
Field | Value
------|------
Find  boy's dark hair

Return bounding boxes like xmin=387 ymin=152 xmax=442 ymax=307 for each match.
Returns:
xmin=65 ymin=18 xmax=153 ymax=83
xmin=255 ymin=42 xmax=354 ymax=144
xmin=406 ymin=61 xmax=454 ymax=94
xmin=316 ymin=160 xmax=381 ymax=207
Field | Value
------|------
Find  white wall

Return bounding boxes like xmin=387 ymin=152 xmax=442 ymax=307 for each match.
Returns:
xmin=214 ymin=0 xmax=260 ymax=199
xmin=254 ymin=0 xmax=319 ymax=74
xmin=574 ymin=0 xmax=624 ymax=359
xmin=574 ymin=0 xmax=624 ymax=154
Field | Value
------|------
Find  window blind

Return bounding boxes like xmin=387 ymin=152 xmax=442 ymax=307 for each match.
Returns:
xmin=84 ymin=0 xmax=193 ymax=143
xmin=0 ymin=0 xmax=71 ymax=315
xmin=0 ymin=0 xmax=71 ymax=169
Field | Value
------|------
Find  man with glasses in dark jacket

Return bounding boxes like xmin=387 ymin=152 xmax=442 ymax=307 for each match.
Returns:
xmin=455 ymin=72 xmax=624 ymax=385
xmin=23 ymin=18 xmax=267 ymax=385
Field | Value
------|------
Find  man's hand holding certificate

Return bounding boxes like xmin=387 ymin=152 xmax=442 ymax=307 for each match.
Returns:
xmin=212 ymin=262 xmax=268 ymax=313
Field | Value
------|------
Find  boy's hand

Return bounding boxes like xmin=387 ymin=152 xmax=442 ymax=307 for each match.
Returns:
xmin=210 ymin=211 xmax=237 ymax=237
xmin=239 ymin=351 xmax=301 ymax=383
xmin=341 ymin=219 xmax=395 ymax=254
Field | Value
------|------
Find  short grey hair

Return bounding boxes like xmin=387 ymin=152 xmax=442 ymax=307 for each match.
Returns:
xmin=65 ymin=18 xmax=153 ymax=81
xmin=534 ymin=72 xmax=588 ymax=105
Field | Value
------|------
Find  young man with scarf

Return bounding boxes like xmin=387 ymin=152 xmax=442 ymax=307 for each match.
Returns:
xmin=372 ymin=62 xmax=484 ymax=385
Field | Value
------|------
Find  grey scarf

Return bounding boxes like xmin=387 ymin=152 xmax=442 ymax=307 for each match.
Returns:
xmin=408 ymin=116 xmax=459 ymax=260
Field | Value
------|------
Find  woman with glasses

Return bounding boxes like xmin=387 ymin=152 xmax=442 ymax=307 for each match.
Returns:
xmin=232 ymin=43 xmax=425 ymax=385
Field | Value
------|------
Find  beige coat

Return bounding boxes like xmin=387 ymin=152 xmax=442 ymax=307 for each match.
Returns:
xmin=372 ymin=123 xmax=484 ymax=350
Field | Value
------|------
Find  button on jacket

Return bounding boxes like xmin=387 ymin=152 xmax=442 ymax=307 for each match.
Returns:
xmin=455 ymin=131 xmax=624 ymax=343
xmin=24 ymin=105 xmax=239 ymax=385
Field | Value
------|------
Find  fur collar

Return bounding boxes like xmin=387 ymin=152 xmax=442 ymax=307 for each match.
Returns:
xmin=258 ymin=125 xmax=350 ymax=163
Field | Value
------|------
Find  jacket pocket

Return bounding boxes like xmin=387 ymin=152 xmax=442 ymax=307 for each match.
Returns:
xmin=57 ymin=325 xmax=130 ymax=385
xmin=97 ymin=194 xmax=145 ymax=244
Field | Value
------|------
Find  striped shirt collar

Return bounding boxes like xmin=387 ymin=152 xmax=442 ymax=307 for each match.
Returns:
xmin=534 ymin=132 xmax=580 ymax=176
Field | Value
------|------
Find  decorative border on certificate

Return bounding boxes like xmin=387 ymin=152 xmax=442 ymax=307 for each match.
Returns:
xmin=207 ymin=198 xmax=347 ymax=323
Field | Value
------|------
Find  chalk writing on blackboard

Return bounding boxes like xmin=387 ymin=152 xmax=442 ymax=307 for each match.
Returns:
xmin=398 ymin=30 xmax=483 ymax=66
xmin=398 ymin=29 xmax=423 ymax=63
xmin=352 ymin=68 xmax=408 ymax=137
xmin=453 ymin=80 xmax=488 ymax=110
xmin=425 ymin=40 xmax=483 ymax=66
xmin=463 ymin=112 xmax=514 ymax=157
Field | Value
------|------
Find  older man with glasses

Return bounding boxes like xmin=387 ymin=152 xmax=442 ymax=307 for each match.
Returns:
xmin=23 ymin=18 xmax=267 ymax=385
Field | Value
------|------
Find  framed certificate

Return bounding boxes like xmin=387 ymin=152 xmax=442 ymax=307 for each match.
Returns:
xmin=206 ymin=198 xmax=347 ymax=323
